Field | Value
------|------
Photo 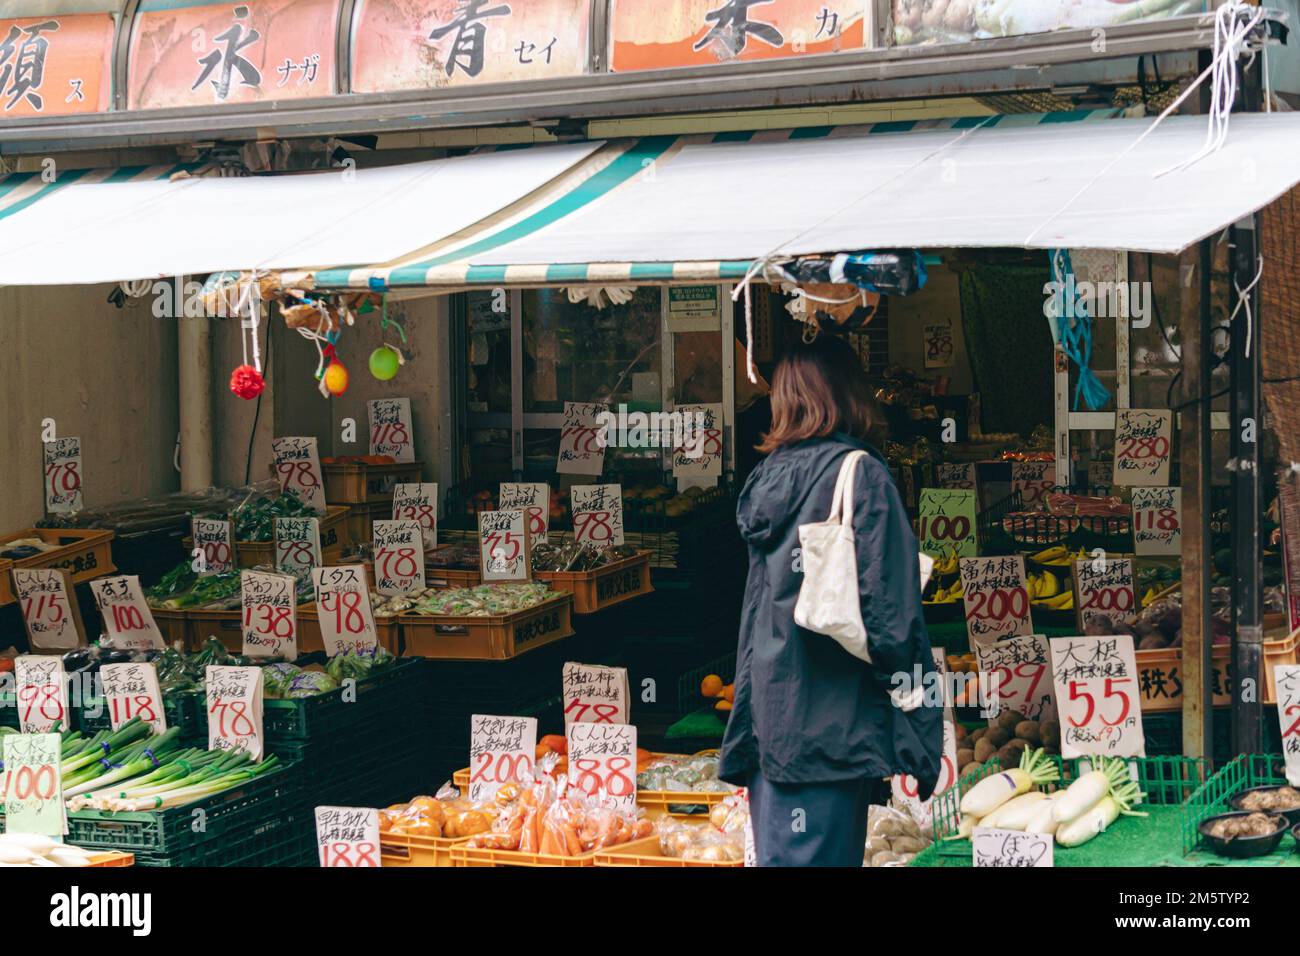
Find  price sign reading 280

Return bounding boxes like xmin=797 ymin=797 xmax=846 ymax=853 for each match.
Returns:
xmin=1049 ymin=634 xmax=1145 ymax=759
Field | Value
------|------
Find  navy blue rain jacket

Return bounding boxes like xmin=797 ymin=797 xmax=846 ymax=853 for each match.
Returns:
xmin=718 ymin=434 xmax=944 ymax=798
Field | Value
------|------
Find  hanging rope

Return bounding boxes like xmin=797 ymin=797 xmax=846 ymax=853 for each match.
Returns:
xmin=1050 ymin=249 xmax=1110 ymax=413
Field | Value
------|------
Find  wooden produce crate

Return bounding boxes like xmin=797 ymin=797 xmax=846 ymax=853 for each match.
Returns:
xmin=186 ymin=603 xmax=313 ymax=653
xmin=185 ymin=506 xmax=349 ymax=569
xmin=0 ymin=528 xmax=116 ymax=605
xmin=151 ymin=607 xmax=192 ymax=648
xmin=594 ymin=840 xmax=741 ymax=868
xmin=536 ymin=550 xmax=653 ymax=614
xmin=450 ymin=835 xmax=659 ymax=868
xmin=1136 ymin=627 xmax=1300 ymax=712
xmin=322 ymin=460 xmax=423 ymax=505
xmin=379 ymin=832 xmax=469 ymax=868
xmin=297 ymin=604 xmax=401 ymax=655
xmin=345 ymin=501 xmax=391 ymax=549
xmin=425 ymin=565 xmax=481 ymax=589
xmin=399 ymin=593 xmax=574 ymax=661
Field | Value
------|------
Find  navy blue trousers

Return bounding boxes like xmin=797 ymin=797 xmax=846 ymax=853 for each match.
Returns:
xmin=748 ymin=769 xmax=888 ymax=867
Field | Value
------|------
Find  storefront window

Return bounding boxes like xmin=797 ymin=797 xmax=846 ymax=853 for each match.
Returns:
xmin=466 ymin=290 xmax=512 ymax=415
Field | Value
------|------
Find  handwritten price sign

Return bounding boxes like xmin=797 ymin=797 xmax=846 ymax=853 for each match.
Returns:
xmin=368 ymin=398 xmax=415 ymax=463
xmin=1073 ymin=557 xmax=1137 ymax=632
xmin=1276 ymin=666 xmax=1300 ymax=786
xmin=1131 ymin=486 xmax=1182 ymax=557
xmin=275 ymin=516 xmax=322 ymax=583
xmin=562 ymin=662 xmax=630 ymax=727
xmin=672 ymin=403 xmax=724 ymax=485
xmin=43 ymin=437 xmax=83 ymax=513
xmin=312 ymin=566 xmax=379 ymax=655
xmin=499 ymin=482 xmax=549 ymax=546
xmin=1011 ymin=461 xmax=1056 ymax=511
xmin=1113 ymin=409 xmax=1173 ymax=487
xmin=100 ymin=662 xmax=166 ymax=735
xmin=3 ymin=733 xmax=64 ymax=837
xmin=917 ymin=489 xmax=978 ymax=558
xmin=272 ymin=436 xmax=327 ymax=514
xmin=372 ymin=520 xmax=425 ymax=595
xmin=892 ymin=716 xmax=959 ymax=829
xmin=479 ymin=510 xmax=530 ymax=582
xmin=206 ymin=665 xmax=264 ymax=762
xmin=392 ymin=483 xmax=438 ymax=553
xmin=468 ymin=714 xmax=537 ymax=803
xmin=973 ymin=828 xmax=1053 ymax=868
xmin=567 ymin=722 xmax=638 ymax=810
xmin=13 ymin=568 xmax=83 ymax=650
xmin=316 ymin=806 xmax=381 ymax=868
xmin=973 ymin=633 xmax=1056 ymax=724
xmin=14 ymin=656 xmax=68 ymax=734
xmin=935 ymin=462 xmax=978 ymax=493
xmin=571 ymin=483 xmax=624 ymax=547
xmin=959 ymin=555 xmax=1033 ymax=643
xmin=90 ymin=575 xmax=165 ymax=650
xmin=557 ymin=401 xmax=608 ymax=476
xmin=1050 ymin=634 xmax=1145 ymax=759
xmin=193 ymin=517 xmax=234 ymax=574
xmin=240 ymin=570 xmax=298 ymax=659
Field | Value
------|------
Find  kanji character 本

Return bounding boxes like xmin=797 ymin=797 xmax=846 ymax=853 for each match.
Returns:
xmin=193 ymin=6 xmax=262 ymax=100
xmin=429 ymin=0 xmax=512 ymax=78
xmin=815 ymin=7 xmax=840 ymax=38
xmin=0 ymin=20 xmax=60 ymax=112
xmin=694 ymin=0 xmax=783 ymax=56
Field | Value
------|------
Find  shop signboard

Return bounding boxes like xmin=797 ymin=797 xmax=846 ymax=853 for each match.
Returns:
xmin=316 ymin=806 xmax=381 ymax=867
xmin=351 ymin=0 xmax=590 ymax=93
xmin=667 ymin=285 xmax=722 ymax=332
xmin=0 ymin=13 xmax=114 ymax=117
xmin=1049 ymin=634 xmax=1145 ymax=759
xmin=609 ymin=0 xmax=866 ymax=72
xmin=891 ymin=0 xmax=1205 ymax=48
xmin=127 ymin=0 xmax=340 ymax=110
xmin=1131 ymin=486 xmax=1182 ymax=557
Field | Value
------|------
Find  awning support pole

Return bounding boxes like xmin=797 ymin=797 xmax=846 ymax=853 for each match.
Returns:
xmin=178 ymin=296 xmax=214 ymax=491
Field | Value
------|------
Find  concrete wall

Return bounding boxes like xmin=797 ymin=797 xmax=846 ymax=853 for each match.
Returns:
xmin=0 ymin=283 xmax=180 ymax=529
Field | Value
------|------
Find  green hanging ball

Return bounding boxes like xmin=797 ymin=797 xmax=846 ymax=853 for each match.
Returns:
xmin=369 ymin=346 xmax=400 ymax=381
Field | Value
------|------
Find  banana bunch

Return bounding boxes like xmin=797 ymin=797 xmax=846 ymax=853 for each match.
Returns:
xmin=932 ymin=548 xmax=960 ymax=577
xmin=1027 ymin=570 xmax=1062 ymax=602
xmin=923 ymin=577 xmax=965 ymax=606
xmin=1140 ymin=586 xmax=1166 ymax=609
xmin=1028 ymin=545 xmax=1092 ymax=568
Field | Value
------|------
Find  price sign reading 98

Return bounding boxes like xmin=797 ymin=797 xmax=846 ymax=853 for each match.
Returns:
xmin=3 ymin=732 xmax=64 ymax=837
xmin=316 ymin=806 xmax=381 ymax=868
xmin=1275 ymin=666 xmax=1300 ymax=787
xmin=973 ymin=633 xmax=1056 ymax=724
xmin=14 ymin=656 xmax=68 ymax=734
xmin=13 ymin=568 xmax=82 ymax=650
xmin=90 ymin=575 xmax=165 ymax=650
xmin=367 ymin=398 xmax=415 ymax=463
xmin=192 ymin=517 xmax=234 ymax=574
xmin=373 ymin=521 xmax=426 ymax=595
xmin=571 ymin=483 xmax=625 ymax=548
xmin=499 ymin=482 xmax=549 ymax=546
xmin=557 ymin=401 xmax=608 ymax=476
xmin=1049 ymin=634 xmax=1145 ymax=759
xmin=392 ymin=482 xmax=439 ymax=552
xmin=469 ymin=714 xmax=537 ymax=802
xmin=959 ymin=555 xmax=1033 ymax=643
xmin=917 ymin=489 xmax=978 ymax=559
xmin=43 ymin=436 xmax=83 ymax=514
xmin=272 ymin=436 xmax=327 ymax=514
xmin=206 ymin=665 xmax=263 ymax=761
xmin=240 ymin=570 xmax=298 ymax=659
xmin=567 ymin=722 xmax=638 ymax=810
xmin=479 ymin=509 xmax=530 ymax=582
xmin=562 ymin=662 xmax=630 ymax=727
xmin=100 ymin=662 xmax=167 ymax=734
xmin=312 ymin=566 xmax=379 ymax=656
xmin=274 ymin=516 xmax=322 ymax=583
xmin=671 ymin=403 xmax=724 ymax=481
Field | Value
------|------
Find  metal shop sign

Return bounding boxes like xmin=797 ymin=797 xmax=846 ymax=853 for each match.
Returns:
xmin=0 ymin=13 xmax=114 ymax=116
xmin=351 ymin=0 xmax=591 ymax=93
xmin=609 ymin=0 xmax=866 ymax=72
xmin=127 ymin=0 xmax=340 ymax=110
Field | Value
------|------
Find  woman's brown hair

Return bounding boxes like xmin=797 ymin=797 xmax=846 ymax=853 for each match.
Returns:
xmin=757 ymin=332 xmax=885 ymax=454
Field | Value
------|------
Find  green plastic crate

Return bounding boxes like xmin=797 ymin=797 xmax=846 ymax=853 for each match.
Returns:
xmin=75 ymin=690 xmax=204 ymax=742
xmin=134 ymin=808 xmax=314 ymax=867
xmin=0 ymin=761 xmax=302 ymax=856
xmin=1179 ymin=753 xmax=1292 ymax=857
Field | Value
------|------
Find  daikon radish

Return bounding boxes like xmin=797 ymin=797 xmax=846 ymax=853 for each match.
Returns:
xmin=959 ymin=747 xmax=1059 ymax=817
xmin=0 ymin=845 xmax=38 ymax=864
xmin=1056 ymin=796 xmax=1120 ymax=847
xmin=979 ymin=791 xmax=1047 ymax=830
xmin=1025 ymin=795 xmax=1062 ymax=835
xmin=1052 ymin=758 xmax=1135 ymax=825
xmin=0 ymin=833 xmax=59 ymax=853
xmin=47 ymin=848 xmax=94 ymax=867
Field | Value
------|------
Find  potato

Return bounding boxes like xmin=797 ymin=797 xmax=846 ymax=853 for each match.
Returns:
xmin=959 ymin=761 xmax=981 ymax=778
xmin=986 ymin=725 xmax=1012 ymax=748
xmin=864 ymin=836 xmax=891 ymax=858
xmin=967 ymin=726 xmax=987 ymax=743
xmin=870 ymin=850 xmax=900 ymax=867
xmin=973 ymin=737 xmax=996 ymax=764
xmin=997 ymin=741 xmax=1027 ymax=769
xmin=1040 ymin=720 xmax=1061 ymax=747
xmin=954 ymin=723 xmax=968 ymax=741
xmin=956 ymin=748 xmax=975 ymax=768
xmin=890 ymin=836 xmax=929 ymax=854
xmin=1014 ymin=721 xmax=1041 ymax=745
xmin=894 ymin=852 xmax=916 ymax=866
xmin=998 ymin=709 xmax=1022 ymax=732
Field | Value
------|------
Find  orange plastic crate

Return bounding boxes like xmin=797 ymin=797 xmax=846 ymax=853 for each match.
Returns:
xmin=322 ymin=460 xmax=424 ymax=505
xmin=297 ymin=605 xmax=400 ymax=656
xmin=594 ymin=840 xmax=742 ymax=868
xmin=450 ymin=835 xmax=660 ymax=868
xmin=379 ymin=832 xmax=469 ymax=868
xmin=1135 ymin=627 xmax=1300 ymax=712
xmin=86 ymin=851 xmax=135 ymax=867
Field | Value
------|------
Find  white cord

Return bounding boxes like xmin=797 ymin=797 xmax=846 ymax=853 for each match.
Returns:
xmin=1227 ymin=253 xmax=1264 ymax=359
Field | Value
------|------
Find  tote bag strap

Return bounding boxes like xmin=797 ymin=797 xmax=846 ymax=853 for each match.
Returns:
xmin=826 ymin=450 xmax=869 ymax=529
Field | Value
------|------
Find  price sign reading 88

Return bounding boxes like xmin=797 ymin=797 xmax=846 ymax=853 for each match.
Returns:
xmin=468 ymin=714 xmax=537 ymax=803
xmin=567 ymin=722 xmax=638 ymax=809
xmin=571 ymin=483 xmax=625 ymax=547
xmin=315 ymin=807 xmax=381 ymax=868
xmin=312 ymin=566 xmax=379 ymax=656
xmin=1049 ymin=634 xmax=1145 ymax=759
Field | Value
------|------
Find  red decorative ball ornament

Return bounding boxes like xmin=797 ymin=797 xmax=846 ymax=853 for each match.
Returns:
xmin=230 ymin=364 xmax=265 ymax=400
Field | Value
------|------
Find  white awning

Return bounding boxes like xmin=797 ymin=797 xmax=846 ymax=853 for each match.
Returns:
xmin=0 ymin=141 xmax=603 ymax=286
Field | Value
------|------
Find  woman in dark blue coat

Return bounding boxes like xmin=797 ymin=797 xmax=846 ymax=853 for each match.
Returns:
xmin=718 ymin=333 xmax=943 ymax=867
